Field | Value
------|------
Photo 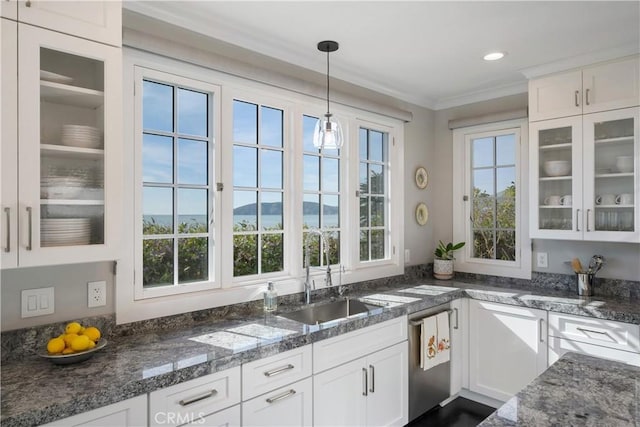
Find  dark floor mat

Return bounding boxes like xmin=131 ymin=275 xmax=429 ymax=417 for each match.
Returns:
xmin=406 ymin=397 xmax=495 ymax=427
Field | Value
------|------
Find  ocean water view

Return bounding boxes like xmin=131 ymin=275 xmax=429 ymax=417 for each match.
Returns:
xmin=144 ymin=214 xmax=339 ymax=229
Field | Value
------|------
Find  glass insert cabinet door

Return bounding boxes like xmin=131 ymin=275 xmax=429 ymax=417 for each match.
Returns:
xmin=17 ymin=24 xmax=121 ymax=266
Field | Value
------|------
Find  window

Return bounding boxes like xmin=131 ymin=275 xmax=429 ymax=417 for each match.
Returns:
xmin=232 ymin=100 xmax=285 ymax=277
xmin=452 ymin=120 xmax=531 ymax=279
xmin=302 ymin=114 xmax=341 ymax=267
xmin=359 ymin=127 xmax=389 ymax=262
xmin=141 ymin=79 xmax=213 ymax=289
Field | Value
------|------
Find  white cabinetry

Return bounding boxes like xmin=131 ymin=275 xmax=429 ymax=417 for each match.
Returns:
xmin=449 ymin=298 xmax=468 ymax=395
xmin=1 ymin=23 xmax=122 ymax=268
xmin=15 ymin=0 xmax=121 ymax=46
xmin=468 ymin=300 xmax=547 ymax=402
xmin=548 ymin=312 xmax=640 ymax=367
xmin=313 ymin=317 xmax=408 ymax=427
xmin=149 ymin=367 xmax=241 ymax=427
xmin=530 ymin=107 xmax=639 ymax=241
xmin=529 ymin=56 xmax=640 ymax=121
xmin=40 ymin=395 xmax=147 ymax=427
xmin=1 ymin=1 xmax=17 ymax=19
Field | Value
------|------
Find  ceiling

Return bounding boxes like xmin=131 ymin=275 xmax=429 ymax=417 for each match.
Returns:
xmin=124 ymin=1 xmax=640 ymax=110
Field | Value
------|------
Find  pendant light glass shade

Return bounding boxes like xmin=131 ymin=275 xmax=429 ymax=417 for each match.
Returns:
xmin=313 ymin=40 xmax=343 ymax=150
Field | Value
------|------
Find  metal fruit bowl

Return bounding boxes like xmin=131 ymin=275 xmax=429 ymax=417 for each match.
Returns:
xmin=39 ymin=340 xmax=107 ymax=365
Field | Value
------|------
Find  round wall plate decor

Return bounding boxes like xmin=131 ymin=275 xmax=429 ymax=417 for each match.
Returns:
xmin=415 ymin=167 xmax=428 ymax=189
xmin=415 ymin=203 xmax=429 ymax=225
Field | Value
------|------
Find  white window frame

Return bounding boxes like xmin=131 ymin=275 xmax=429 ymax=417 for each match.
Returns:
xmin=452 ymin=119 xmax=531 ymax=279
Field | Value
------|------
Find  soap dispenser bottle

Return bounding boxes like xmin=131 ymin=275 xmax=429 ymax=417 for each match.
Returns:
xmin=264 ymin=281 xmax=277 ymax=312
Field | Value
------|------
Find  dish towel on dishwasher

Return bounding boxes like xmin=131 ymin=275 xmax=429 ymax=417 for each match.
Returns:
xmin=420 ymin=311 xmax=450 ymax=370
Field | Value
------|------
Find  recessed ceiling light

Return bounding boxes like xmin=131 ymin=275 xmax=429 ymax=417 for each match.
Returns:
xmin=484 ymin=52 xmax=506 ymax=61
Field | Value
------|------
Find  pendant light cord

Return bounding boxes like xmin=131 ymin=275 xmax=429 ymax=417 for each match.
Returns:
xmin=326 ymin=49 xmax=331 ymax=116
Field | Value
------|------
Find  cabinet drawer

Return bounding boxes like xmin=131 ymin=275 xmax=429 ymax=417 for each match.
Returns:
xmin=549 ymin=313 xmax=640 ymax=353
xmin=549 ymin=336 xmax=640 ymax=367
xmin=242 ymin=377 xmax=313 ymax=427
xmin=242 ymin=345 xmax=312 ymax=401
xmin=149 ymin=366 xmax=241 ymax=427
xmin=313 ymin=316 xmax=407 ymax=373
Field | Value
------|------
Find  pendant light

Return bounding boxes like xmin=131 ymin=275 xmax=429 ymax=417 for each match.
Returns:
xmin=313 ymin=40 xmax=343 ymax=150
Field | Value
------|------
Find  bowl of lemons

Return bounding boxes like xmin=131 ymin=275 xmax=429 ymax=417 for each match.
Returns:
xmin=40 ymin=322 xmax=106 ymax=365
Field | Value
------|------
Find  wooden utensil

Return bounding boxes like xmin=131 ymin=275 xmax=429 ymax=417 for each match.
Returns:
xmin=571 ymin=258 xmax=583 ymax=273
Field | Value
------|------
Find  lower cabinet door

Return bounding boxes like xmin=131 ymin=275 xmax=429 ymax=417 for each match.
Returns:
xmin=241 ymin=377 xmax=312 ymax=427
xmin=185 ymin=404 xmax=240 ymax=427
xmin=314 ymin=357 xmax=368 ymax=427
xmin=469 ymin=300 xmax=547 ymax=402
xmin=40 ymin=395 xmax=147 ymax=427
xmin=365 ymin=342 xmax=408 ymax=427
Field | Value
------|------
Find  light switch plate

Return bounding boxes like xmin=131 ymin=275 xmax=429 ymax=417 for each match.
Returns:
xmin=21 ymin=287 xmax=55 ymax=318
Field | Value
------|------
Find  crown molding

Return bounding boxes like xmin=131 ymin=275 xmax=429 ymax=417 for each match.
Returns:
xmin=433 ymin=81 xmax=528 ymax=111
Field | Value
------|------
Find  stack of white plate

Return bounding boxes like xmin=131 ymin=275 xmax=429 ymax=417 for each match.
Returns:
xmin=41 ymin=218 xmax=92 ymax=247
xmin=41 ymin=175 xmax=90 ymax=199
xmin=61 ymin=125 xmax=102 ymax=149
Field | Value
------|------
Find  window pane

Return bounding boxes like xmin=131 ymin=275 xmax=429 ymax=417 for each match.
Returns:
xmin=234 ymin=234 xmax=257 ymax=276
xmin=496 ymin=231 xmax=516 ymax=261
xmin=473 ymin=230 xmax=494 ymax=259
xmin=303 ymin=155 xmax=320 ymax=191
xmin=496 ymin=167 xmax=515 ymax=196
xmin=360 ymin=197 xmax=369 ymax=227
xmin=261 ymin=191 xmax=282 ymax=230
xmin=326 ymin=231 xmax=340 ymax=265
xmin=473 ymin=169 xmax=494 ymax=197
xmin=178 ymin=138 xmax=207 ymax=185
xmin=359 ymin=128 xmax=368 ymax=160
xmin=233 ymin=100 xmax=257 ymax=144
xmin=178 ymin=189 xmax=207 ymax=233
xmin=177 ymin=88 xmax=207 ymax=137
xmin=143 ymin=134 xmax=173 ymax=184
xmin=369 ymin=131 xmax=384 ymax=162
xmin=303 ymin=232 xmax=321 ymax=267
xmin=233 ymin=146 xmax=257 ymax=187
xmin=322 ymin=158 xmax=339 ymax=192
xmin=359 ymin=230 xmax=369 ymax=261
xmin=178 ymin=237 xmax=208 ymax=283
xmin=303 ymin=115 xmax=319 ymax=152
xmin=370 ymin=164 xmax=384 ymax=194
xmin=371 ymin=196 xmax=385 ymax=227
xmin=323 ymin=195 xmax=339 ymax=228
xmin=496 ymin=134 xmax=515 ymax=166
xmin=359 ymin=163 xmax=369 ymax=193
xmin=261 ymin=106 xmax=283 ymax=147
xmin=472 ymin=137 xmax=494 ymax=168
xmin=371 ymin=229 xmax=385 ymax=260
xmin=234 ymin=190 xmax=257 ymax=229
xmin=143 ymin=80 xmax=173 ymax=132
xmin=497 ymin=196 xmax=516 ymax=229
xmin=261 ymin=149 xmax=282 ymax=189
xmin=262 ymin=233 xmax=283 ymax=273
xmin=143 ymin=187 xmax=173 ymax=234
xmin=472 ymin=195 xmax=494 ymax=229
xmin=143 ymin=238 xmax=173 ymax=287
xmin=303 ymin=194 xmax=320 ymax=228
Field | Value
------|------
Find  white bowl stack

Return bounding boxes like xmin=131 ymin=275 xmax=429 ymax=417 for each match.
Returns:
xmin=61 ymin=125 xmax=102 ymax=149
xmin=41 ymin=218 xmax=92 ymax=247
xmin=543 ymin=160 xmax=571 ymax=177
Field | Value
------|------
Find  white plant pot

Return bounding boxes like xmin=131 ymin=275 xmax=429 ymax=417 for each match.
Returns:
xmin=433 ymin=259 xmax=454 ymax=280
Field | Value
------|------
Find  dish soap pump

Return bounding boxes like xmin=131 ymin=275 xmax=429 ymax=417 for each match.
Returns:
xmin=264 ymin=281 xmax=277 ymax=312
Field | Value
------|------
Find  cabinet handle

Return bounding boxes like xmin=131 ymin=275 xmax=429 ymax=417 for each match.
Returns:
xmin=179 ymin=389 xmax=218 ymax=406
xmin=263 ymin=364 xmax=294 ymax=377
xmin=362 ymin=368 xmax=368 ymax=396
xmin=574 ymin=90 xmax=580 ymax=107
xmin=453 ymin=307 xmax=459 ymax=330
xmin=576 ymin=209 xmax=580 ymax=232
xmin=539 ymin=318 xmax=545 ymax=343
xmin=576 ymin=327 xmax=609 ymax=336
xmin=585 ymin=88 xmax=590 ymax=105
xmin=25 ymin=0 xmax=31 ymax=7
xmin=26 ymin=206 xmax=33 ymax=251
xmin=586 ymin=209 xmax=591 ymax=232
xmin=265 ymin=389 xmax=296 ymax=404
xmin=4 ymin=208 xmax=10 ymax=253
xmin=369 ymin=365 xmax=375 ymax=393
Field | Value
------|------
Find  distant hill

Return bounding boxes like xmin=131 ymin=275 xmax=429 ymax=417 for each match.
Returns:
xmin=234 ymin=201 xmax=338 ymax=215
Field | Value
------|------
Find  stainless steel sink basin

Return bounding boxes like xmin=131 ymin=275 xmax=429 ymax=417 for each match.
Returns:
xmin=280 ymin=298 xmax=382 ymax=325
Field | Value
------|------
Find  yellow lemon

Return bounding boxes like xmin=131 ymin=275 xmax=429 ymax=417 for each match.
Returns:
xmin=82 ymin=327 xmax=101 ymax=342
xmin=46 ymin=337 xmax=65 ymax=354
xmin=70 ymin=335 xmax=91 ymax=352
xmin=65 ymin=322 xmax=82 ymax=335
xmin=87 ymin=340 xmax=96 ymax=349
xmin=63 ymin=333 xmax=78 ymax=347
xmin=62 ymin=347 xmax=75 ymax=355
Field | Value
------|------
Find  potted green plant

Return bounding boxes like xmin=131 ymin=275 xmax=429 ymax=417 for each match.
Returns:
xmin=433 ymin=240 xmax=465 ymax=280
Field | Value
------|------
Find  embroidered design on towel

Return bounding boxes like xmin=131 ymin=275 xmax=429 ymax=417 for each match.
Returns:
xmin=427 ymin=335 xmax=437 ymax=359
xmin=438 ymin=338 xmax=450 ymax=352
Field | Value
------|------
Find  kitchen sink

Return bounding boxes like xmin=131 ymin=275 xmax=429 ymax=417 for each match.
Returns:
xmin=280 ymin=298 xmax=382 ymax=325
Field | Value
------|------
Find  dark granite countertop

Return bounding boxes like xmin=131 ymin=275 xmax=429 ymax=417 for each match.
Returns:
xmin=2 ymin=279 xmax=639 ymax=426
xmin=479 ymin=352 xmax=640 ymax=426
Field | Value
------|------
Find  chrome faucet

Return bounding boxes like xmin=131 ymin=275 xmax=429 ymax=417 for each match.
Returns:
xmin=303 ymin=229 xmax=333 ymax=304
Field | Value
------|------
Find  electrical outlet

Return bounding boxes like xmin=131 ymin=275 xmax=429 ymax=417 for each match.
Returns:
xmin=21 ymin=287 xmax=55 ymax=318
xmin=536 ymin=252 xmax=548 ymax=268
xmin=88 ymin=281 xmax=106 ymax=308
xmin=404 ymin=249 xmax=411 ymax=263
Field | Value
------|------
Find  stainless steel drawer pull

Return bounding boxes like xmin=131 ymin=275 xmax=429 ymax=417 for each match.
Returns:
xmin=576 ymin=327 xmax=609 ymax=336
xmin=585 ymin=88 xmax=591 ymax=105
xmin=539 ymin=318 xmax=545 ymax=343
xmin=179 ymin=389 xmax=218 ymax=406
xmin=574 ymin=90 xmax=580 ymax=107
xmin=362 ymin=368 xmax=368 ymax=396
xmin=4 ymin=207 xmax=10 ymax=253
xmin=576 ymin=209 xmax=580 ymax=232
xmin=263 ymin=364 xmax=294 ymax=377
xmin=266 ymin=389 xmax=296 ymax=404
xmin=369 ymin=365 xmax=375 ymax=393
xmin=453 ymin=308 xmax=459 ymax=330
xmin=586 ymin=209 xmax=591 ymax=232
xmin=26 ymin=207 xmax=33 ymax=251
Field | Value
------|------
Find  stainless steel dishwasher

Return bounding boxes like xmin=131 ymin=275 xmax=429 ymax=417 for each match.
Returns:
xmin=408 ymin=303 xmax=454 ymax=422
